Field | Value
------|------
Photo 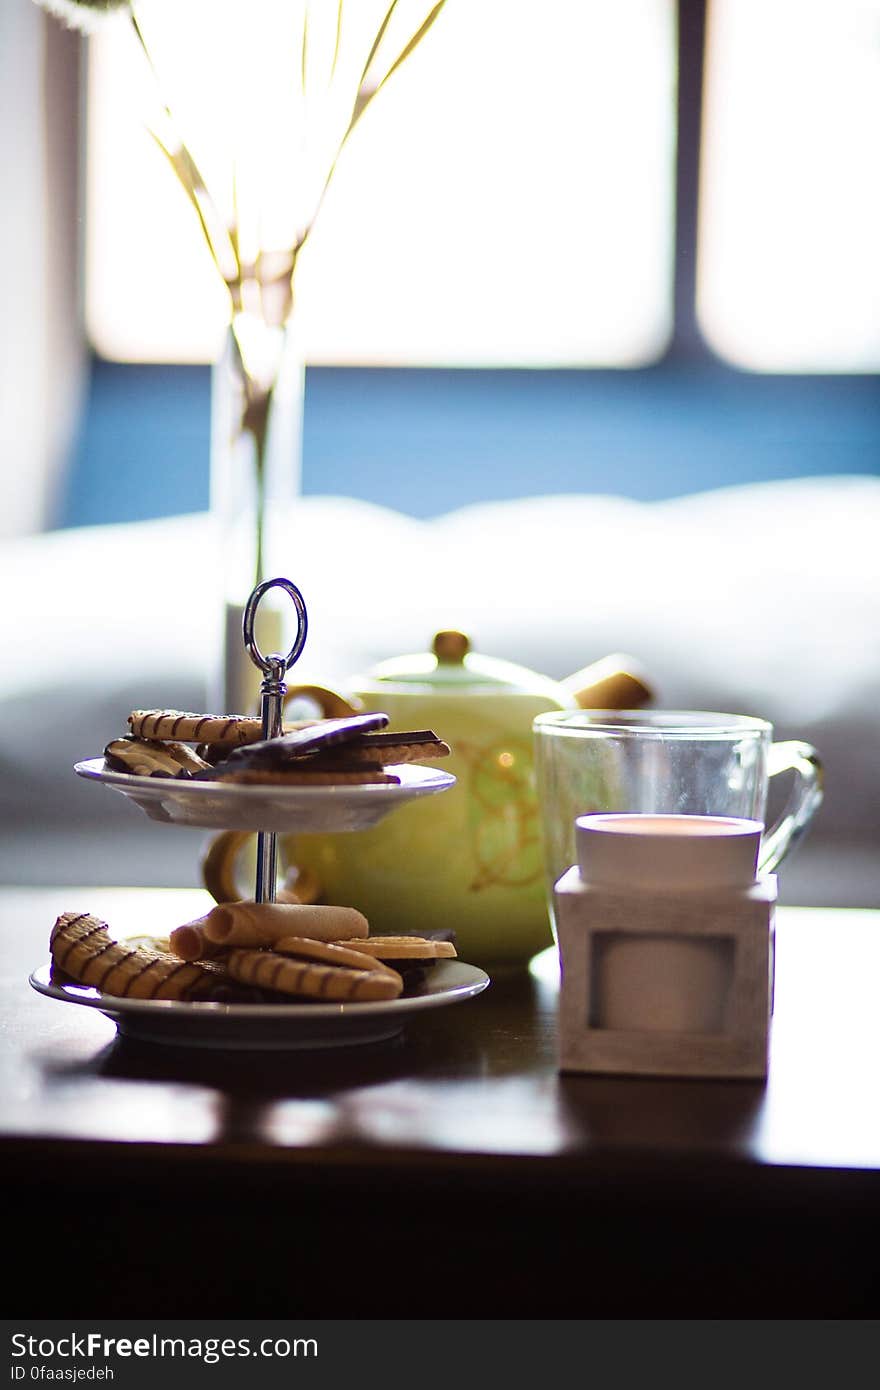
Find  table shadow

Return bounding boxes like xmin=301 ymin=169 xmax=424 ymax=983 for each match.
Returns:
xmin=36 ymin=968 xmax=549 ymax=1099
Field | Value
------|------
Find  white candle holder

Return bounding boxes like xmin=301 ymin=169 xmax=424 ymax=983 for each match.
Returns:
xmin=554 ymin=815 xmax=776 ymax=1079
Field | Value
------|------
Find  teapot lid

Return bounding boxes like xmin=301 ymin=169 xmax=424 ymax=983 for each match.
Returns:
xmin=369 ymin=631 xmax=562 ymax=697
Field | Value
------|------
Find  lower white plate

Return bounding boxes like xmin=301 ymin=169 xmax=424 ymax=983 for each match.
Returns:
xmin=29 ymin=959 xmax=490 ymax=1050
xmin=74 ymin=758 xmax=455 ymax=832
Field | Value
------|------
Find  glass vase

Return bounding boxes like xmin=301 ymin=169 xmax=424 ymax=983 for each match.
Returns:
xmin=210 ymin=319 xmax=304 ymax=715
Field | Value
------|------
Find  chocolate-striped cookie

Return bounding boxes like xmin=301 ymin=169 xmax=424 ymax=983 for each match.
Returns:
xmin=127 ymin=710 xmax=315 ymax=745
xmin=50 ymin=910 xmax=229 ymax=1001
xmin=224 ymin=947 xmax=403 ymax=1001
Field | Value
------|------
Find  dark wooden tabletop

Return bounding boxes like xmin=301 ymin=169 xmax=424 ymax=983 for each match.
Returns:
xmin=3 ymin=886 xmax=879 ymax=1317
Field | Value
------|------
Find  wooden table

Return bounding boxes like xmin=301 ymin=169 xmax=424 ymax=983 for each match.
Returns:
xmin=3 ymin=886 xmax=879 ymax=1317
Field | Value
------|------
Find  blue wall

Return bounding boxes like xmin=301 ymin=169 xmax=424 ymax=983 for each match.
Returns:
xmin=56 ymin=360 xmax=880 ymax=528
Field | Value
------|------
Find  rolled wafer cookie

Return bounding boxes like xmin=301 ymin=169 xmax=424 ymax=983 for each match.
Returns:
xmin=168 ymin=915 xmax=227 ymax=962
xmin=202 ymin=901 xmax=369 ymax=948
xmin=225 ymin=948 xmax=403 ymax=1001
xmin=168 ymin=898 xmax=309 ymax=960
xmin=50 ymin=911 xmax=228 ymax=1001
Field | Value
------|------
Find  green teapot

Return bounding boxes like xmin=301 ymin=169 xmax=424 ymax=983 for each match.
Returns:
xmin=205 ymin=633 xmax=651 ymax=969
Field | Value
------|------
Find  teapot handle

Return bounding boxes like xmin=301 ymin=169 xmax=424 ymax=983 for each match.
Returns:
xmin=200 ymin=685 xmax=358 ymax=904
xmin=201 ymin=829 xmax=322 ymax=906
xmin=282 ymin=684 xmax=362 ymax=719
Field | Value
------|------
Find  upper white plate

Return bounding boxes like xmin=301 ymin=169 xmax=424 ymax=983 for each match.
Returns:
xmin=29 ymin=959 xmax=489 ymax=1050
xmin=74 ymin=758 xmax=455 ymax=832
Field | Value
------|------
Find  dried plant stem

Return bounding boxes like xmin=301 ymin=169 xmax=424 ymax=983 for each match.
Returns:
xmin=129 ymin=4 xmax=240 ymax=288
xmin=227 ymin=308 xmax=291 ymax=590
xmin=243 ymin=383 xmax=270 ymax=590
xmin=299 ymin=0 xmax=447 ymax=256
xmin=125 ymin=0 xmax=447 ymax=590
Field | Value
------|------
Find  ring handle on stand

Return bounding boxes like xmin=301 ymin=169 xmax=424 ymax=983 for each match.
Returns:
xmin=242 ymin=576 xmax=308 ymax=678
xmin=241 ymin=577 xmax=310 ymax=905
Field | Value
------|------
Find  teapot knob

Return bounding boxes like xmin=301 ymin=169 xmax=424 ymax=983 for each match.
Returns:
xmin=432 ymin=630 xmax=471 ymax=664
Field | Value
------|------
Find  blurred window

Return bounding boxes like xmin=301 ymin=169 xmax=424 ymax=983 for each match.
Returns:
xmin=698 ymin=0 xmax=880 ymax=372
xmin=85 ymin=0 xmax=676 ymax=367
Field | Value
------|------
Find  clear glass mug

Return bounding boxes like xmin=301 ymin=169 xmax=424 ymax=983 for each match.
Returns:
xmin=533 ymin=710 xmax=823 ymax=933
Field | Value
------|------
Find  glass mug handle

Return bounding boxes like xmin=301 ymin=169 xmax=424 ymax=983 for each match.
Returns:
xmin=758 ymin=741 xmax=824 ymax=874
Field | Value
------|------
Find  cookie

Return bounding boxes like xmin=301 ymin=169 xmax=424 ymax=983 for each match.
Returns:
xmin=168 ymin=916 xmax=227 ymax=962
xmin=331 ymin=935 xmax=457 ymax=960
xmin=50 ymin=910 xmax=229 ymax=1001
xmin=127 ymin=710 xmax=315 ymax=745
xmin=104 ymin=736 xmax=210 ymax=778
xmin=202 ymin=901 xmax=370 ymax=949
xmin=121 ymin=932 xmax=172 ymax=953
xmin=336 ymin=731 xmax=452 ymax=765
xmin=218 ymin=712 xmax=391 ymax=770
xmin=201 ymin=715 xmax=449 ymax=786
xmin=212 ymin=768 xmax=401 ymax=786
xmin=274 ymin=935 xmax=402 ymax=982
xmin=225 ymin=947 xmax=403 ymax=1001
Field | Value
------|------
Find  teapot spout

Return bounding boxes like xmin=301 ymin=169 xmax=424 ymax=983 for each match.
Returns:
xmin=561 ymin=653 xmax=654 ymax=710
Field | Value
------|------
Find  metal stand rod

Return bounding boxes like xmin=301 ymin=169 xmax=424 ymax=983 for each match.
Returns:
xmin=241 ymin=578 xmax=310 ymax=906
xmin=255 ymin=834 xmax=277 ymax=904
xmin=255 ymin=655 xmax=287 ymax=903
